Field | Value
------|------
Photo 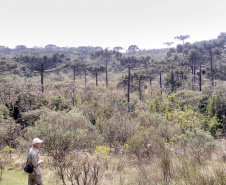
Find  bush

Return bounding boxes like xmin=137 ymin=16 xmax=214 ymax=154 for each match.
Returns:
xmin=166 ymin=108 xmax=203 ymax=133
xmin=137 ymin=112 xmax=179 ymax=140
xmin=126 ymin=127 xmax=164 ymax=161
xmin=97 ymin=111 xmax=140 ymax=146
xmin=26 ymin=109 xmax=103 ymax=161
xmin=0 ymin=118 xmax=21 ymax=149
xmin=178 ymin=128 xmax=217 ymax=163
xmin=49 ymin=95 xmax=71 ymax=111
xmin=0 ymin=104 xmax=9 ymax=119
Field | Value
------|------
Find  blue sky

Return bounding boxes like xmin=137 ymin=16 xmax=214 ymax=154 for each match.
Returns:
xmin=0 ymin=0 xmax=225 ymax=49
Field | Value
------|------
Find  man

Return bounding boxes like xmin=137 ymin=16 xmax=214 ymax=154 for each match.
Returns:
xmin=28 ymin=138 xmax=44 ymax=185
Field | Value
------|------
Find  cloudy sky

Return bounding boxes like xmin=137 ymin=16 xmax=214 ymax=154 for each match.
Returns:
xmin=0 ymin=0 xmax=225 ymax=49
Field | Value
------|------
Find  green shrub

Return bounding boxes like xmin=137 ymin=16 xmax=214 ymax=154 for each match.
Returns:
xmin=166 ymin=108 xmax=203 ymax=133
xmin=0 ymin=104 xmax=9 ymax=119
xmin=49 ymin=95 xmax=71 ymax=111
xmin=26 ymin=109 xmax=103 ymax=161
xmin=0 ymin=118 xmax=21 ymax=148
xmin=137 ymin=112 xmax=179 ymax=140
xmin=178 ymin=128 xmax=217 ymax=163
xmin=96 ymin=111 xmax=140 ymax=145
xmin=126 ymin=127 xmax=164 ymax=161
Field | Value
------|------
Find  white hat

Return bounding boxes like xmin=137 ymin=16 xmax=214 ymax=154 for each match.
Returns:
xmin=32 ymin=138 xmax=43 ymax=144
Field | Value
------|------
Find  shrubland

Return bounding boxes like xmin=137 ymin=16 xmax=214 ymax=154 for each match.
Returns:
xmin=0 ymin=33 xmax=226 ymax=184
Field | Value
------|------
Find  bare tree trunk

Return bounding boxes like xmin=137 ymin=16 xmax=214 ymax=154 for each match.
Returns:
xmin=194 ymin=65 xmax=196 ymax=83
xmin=160 ymin=71 xmax=162 ymax=94
xmin=209 ymin=50 xmax=214 ymax=88
xmin=171 ymin=73 xmax=174 ymax=92
xmin=72 ymin=67 xmax=76 ymax=106
xmin=96 ymin=72 xmax=98 ymax=86
xmin=199 ymin=60 xmax=202 ymax=91
xmin=127 ymin=67 xmax=131 ymax=112
xmin=40 ymin=67 xmax=44 ymax=93
xmin=106 ymin=60 xmax=108 ymax=88
xmin=73 ymin=66 xmax=76 ymax=81
xmin=139 ymin=79 xmax=141 ymax=100
xmin=85 ymin=69 xmax=87 ymax=86
xmin=128 ymin=67 xmax=130 ymax=103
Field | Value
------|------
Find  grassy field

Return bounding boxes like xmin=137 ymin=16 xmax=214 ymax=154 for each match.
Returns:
xmin=0 ymin=170 xmax=52 ymax=185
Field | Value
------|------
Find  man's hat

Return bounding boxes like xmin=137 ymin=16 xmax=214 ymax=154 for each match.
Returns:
xmin=32 ymin=138 xmax=43 ymax=144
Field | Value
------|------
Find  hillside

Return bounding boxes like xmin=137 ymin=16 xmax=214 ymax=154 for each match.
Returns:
xmin=0 ymin=33 xmax=226 ymax=184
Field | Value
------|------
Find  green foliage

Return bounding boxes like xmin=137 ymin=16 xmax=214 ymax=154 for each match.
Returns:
xmin=137 ymin=112 xmax=178 ymax=140
xmin=178 ymin=128 xmax=217 ymax=163
xmin=50 ymin=95 xmax=71 ymax=111
xmin=32 ymin=95 xmax=49 ymax=109
xmin=26 ymin=109 xmax=103 ymax=161
xmin=0 ymin=118 xmax=21 ymax=148
xmin=148 ymin=96 xmax=165 ymax=113
xmin=127 ymin=127 xmax=164 ymax=161
xmin=93 ymin=146 xmax=110 ymax=160
xmin=166 ymin=108 xmax=203 ymax=133
xmin=173 ymin=90 xmax=203 ymax=110
xmin=0 ymin=104 xmax=9 ymax=119
xmin=203 ymin=115 xmax=222 ymax=137
xmin=206 ymin=91 xmax=226 ymax=120
xmin=0 ymin=146 xmax=15 ymax=181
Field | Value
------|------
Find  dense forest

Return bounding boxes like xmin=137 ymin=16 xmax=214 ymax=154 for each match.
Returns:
xmin=0 ymin=33 xmax=226 ymax=184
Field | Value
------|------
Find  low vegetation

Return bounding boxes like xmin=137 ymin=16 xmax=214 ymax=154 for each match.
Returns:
xmin=0 ymin=33 xmax=226 ymax=184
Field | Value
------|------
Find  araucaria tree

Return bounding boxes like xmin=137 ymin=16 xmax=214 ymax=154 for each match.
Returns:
xmin=127 ymin=45 xmax=139 ymax=55
xmin=164 ymin=42 xmax=174 ymax=48
xmin=91 ymin=49 xmax=121 ymax=88
xmin=88 ymin=66 xmax=105 ymax=86
xmin=174 ymin=35 xmax=190 ymax=46
xmin=131 ymin=72 xmax=150 ymax=100
xmin=188 ymin=49 xmax=200 ymax=90
xmin=119 ymin=56 xmax=150 ymax=106
xmin=67 ymin=60 xmax=84 ymax=106
xmin=21 ymin=53 xmax=64 ymax=92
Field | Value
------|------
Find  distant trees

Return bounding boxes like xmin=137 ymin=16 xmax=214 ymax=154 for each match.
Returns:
xmin=113 ymin=46 xmax=123 ymax=51
xmin=127 ymin=45 xmax=139 ymax=55
xmin=164 ymin=42 xmax=174 ymax=48
xmin=174 ymin=35 xmax=190 ymax=46
xmin=188 ymin=49 xmax=200 ymax=90
xmin=131 ymin=72 xmax=150 ymax=100
xmin=91 ymin=49 xmax=121 ymax=88
xmin=0 ymin=57 xmax=17 ymax=75
xmin=200 ymin=40 xmax=223 ymax=88
xmin=119 ymin=56 xmax=150 ymax=107
xmin=21 ymin=53 xmax=65 ymax=92
xmin=88 ymin=66 xmax=105 ymax=86
xmin=66 ymin=60 xmax=84 ymax=106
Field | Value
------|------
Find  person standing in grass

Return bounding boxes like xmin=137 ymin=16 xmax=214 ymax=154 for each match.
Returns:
xmin=28 ymin=138 xmax=44 ymax=185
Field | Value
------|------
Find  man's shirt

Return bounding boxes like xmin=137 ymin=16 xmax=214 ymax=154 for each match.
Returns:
xmin=28 ymin=147 xmax=41 ymax=175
